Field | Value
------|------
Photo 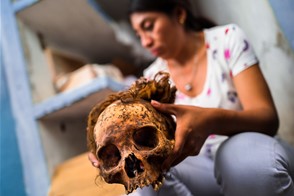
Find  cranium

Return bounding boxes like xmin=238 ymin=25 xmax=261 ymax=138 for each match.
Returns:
xmin=87 ymin=72 xmax=177 ymax=194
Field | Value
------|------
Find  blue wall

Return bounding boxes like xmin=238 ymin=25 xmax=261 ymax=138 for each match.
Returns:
xmin=269 ymin=0 xmax=294 ymax=51
xmin=1 ymin=56 xmax=26 ymax=195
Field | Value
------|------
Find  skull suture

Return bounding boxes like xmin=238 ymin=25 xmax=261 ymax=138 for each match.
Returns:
xmin=87 ymin=72 xmax=177 ymax=194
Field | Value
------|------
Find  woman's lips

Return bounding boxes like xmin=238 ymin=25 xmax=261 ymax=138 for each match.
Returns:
xmin=150 ymin=48 xmax=161 ymax=56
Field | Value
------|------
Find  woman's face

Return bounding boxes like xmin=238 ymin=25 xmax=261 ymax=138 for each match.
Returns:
xmin=130 ymin=11 xmax=183 ymax=59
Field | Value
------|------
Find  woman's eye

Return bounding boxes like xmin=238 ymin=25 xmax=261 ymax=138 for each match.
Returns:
xmin=142 ymin=21 xmax=154 ymax=31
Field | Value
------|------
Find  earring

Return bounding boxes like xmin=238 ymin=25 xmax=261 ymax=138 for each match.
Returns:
xmin=179 ymin=17 xmax=185 ymax=25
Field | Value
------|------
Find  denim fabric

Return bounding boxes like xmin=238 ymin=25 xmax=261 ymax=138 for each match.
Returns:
xmin=215 ymin=132 xmax=294 ymax=196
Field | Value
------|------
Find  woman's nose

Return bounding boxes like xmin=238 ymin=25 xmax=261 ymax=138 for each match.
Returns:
xmin=141 ymin=34 xmax=153 ymax=48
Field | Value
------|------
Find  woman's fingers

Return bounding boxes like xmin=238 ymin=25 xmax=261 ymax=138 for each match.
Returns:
xmin=88 ymin=152 xmax=99 ymax=168
xmin=151 ymin=100 xmax=177 ymax=115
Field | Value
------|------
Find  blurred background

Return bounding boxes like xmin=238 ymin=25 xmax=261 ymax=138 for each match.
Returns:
xmin=1 ymin=0 xmax=294 ymax=195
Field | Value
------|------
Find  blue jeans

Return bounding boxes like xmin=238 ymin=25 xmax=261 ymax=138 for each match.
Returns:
xmin=127 ymin=133 xmax=294 ymax=196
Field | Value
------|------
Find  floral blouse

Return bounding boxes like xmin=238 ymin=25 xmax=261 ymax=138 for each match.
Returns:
xmin=143 ymin=24 xmax=258 ymax=159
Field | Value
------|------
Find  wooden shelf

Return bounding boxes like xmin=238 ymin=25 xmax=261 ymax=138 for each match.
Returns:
xmin=34 ymin=76 xmax=126 ymax=120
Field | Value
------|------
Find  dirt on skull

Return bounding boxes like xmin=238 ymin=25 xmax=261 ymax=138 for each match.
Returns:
xmin=87 ymin=72 xmax=177 ymax=194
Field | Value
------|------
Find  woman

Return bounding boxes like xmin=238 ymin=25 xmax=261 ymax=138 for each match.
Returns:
xmin=89 ymin=0 xmax=294 ymax=195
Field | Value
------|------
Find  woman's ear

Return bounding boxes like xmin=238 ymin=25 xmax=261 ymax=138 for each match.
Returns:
xmin=175 ymin=7 xmax=187 ymax=25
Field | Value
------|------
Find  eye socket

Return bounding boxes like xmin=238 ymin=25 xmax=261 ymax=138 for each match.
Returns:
xmin=97 ymin=144 xmax=121 ymax=170
xmin=133 ymin=126 xmax=158 ymax=149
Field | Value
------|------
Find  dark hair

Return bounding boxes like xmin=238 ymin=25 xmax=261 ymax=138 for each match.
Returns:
xmin=128 ymin=0 xmax=215 ymax=31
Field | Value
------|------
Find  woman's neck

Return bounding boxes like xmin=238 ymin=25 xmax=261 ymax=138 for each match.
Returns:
xmin=168 ymin=31 xmax=205 ymax=67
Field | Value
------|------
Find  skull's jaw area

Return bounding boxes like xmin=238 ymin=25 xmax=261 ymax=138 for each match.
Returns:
xmin=97 ymin=138 xmax=175 ymax=194
xmin=124 ymin=174 xmax=165 ymax=195
xmin=99 ymin=153 xmax=166 ymax=194
xmin=97 ymin=139 xmax=175 ymax=194
xmin=123 ymin=153 xmax=164 ymax=194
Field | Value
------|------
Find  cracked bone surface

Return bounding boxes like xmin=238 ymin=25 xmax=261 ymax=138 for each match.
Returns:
xmin=87 ymin=72 xmax=176 ymax=194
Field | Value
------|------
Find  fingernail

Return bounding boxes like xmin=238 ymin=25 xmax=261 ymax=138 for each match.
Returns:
xmin=151 ymin=100 xmax=160 ymax=106
xmin=93 ymin=162 xmax=98 ymax=167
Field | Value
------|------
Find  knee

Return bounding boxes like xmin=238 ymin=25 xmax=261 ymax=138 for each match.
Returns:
xmin=214 ymin=132 xmax=294 ymax=195
xmin=216 ymin=132 xmax=276 ymax=158
xmin=216 ymin=132 xmax=271 ymax=164
xmin=214 ymin=132 xmax=270 ymax=180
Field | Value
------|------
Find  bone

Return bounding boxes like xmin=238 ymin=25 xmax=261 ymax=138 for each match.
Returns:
xmin=88 ymin=72 xmax=177 ymax=194
xmin=153 ymin=183 xmax=159 ymax=191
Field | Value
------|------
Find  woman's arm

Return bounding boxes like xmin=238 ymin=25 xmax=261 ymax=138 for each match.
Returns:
xmin=152 ymin=63 xmax=279 ymax=170
xmin=210 ymin=64 xmax=279 ymax=137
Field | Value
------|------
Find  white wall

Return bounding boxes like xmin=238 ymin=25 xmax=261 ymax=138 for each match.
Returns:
xmin=193 ymin=0 xmax=294 ymax=145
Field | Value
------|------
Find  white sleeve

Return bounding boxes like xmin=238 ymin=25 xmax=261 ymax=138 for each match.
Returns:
xmin=224 ymin=24 xmax=258 ymax=76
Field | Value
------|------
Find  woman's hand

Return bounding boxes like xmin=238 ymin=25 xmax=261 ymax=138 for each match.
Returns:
xmin=88 ymin=152 xmax=99 ymax=168
xmin=151 ymin=100 xmax=213 ymax=171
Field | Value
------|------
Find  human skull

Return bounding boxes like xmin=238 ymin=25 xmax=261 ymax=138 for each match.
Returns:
xmin=87 ymin=72 xmax=176 ymax=194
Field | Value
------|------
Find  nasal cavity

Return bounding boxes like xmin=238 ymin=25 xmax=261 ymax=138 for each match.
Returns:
xmin=125 ymin=153 xmax=144 ymax=178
